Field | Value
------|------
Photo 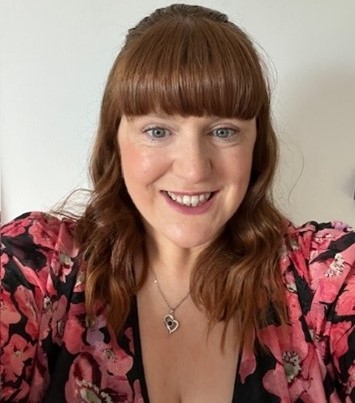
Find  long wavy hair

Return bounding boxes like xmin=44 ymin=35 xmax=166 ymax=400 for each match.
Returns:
xmin=74 ymin=3 xmax=287 ymax=352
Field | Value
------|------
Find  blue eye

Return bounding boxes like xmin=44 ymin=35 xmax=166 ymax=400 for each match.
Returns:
xmin=212 ymin=127 xmax=236 ymax=139
xmin=144 ymin=127 xmax=168 ymax=139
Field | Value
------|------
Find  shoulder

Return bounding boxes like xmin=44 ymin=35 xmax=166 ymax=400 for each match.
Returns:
xmin=1 ymin=213 xmax=82 ymax=400
xmin=2 ymin=211 xmax=77 ymax=254
xmin=283 ymin=220 xmax=354 ymax=305
xmin=282 ymin=221 xmax=355 ymax=398
xmin=285 ymin=220 xmax=354 ymax=271
xmin=1 ymin=211 xmax=80 ymax=311
xmin=286 ymin=220 xmax=354 ymax=258
xmin=2 ymin=210 xmax=77 ymax=264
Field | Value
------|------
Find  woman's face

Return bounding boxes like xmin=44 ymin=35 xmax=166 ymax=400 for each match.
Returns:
xmin=118 ymin=114 xmax=256 ymax=250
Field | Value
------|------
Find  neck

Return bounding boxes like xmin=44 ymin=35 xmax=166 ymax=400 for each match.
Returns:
xmin=134 ymin=234 xmax=205 ymax=308
xmin=144 ymin=235 xmax=203 ymax=282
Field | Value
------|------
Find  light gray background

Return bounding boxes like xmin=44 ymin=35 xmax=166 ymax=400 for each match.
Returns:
xmin=1 ymin=0 xmax=354 ymax=225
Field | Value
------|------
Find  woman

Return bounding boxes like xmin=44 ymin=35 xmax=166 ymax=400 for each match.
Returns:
xmin=1 ymin=4 xmax=354 ymax=402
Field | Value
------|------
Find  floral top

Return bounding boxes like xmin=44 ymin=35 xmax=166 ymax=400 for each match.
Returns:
xmin=1 ymin=212 xmax=355 ymax=403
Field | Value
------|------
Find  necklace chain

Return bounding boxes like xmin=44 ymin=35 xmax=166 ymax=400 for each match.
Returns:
xmin=152 ymin=269 xmax=190 ymax=313
xmin=151 ymin=268 xmax=190 ymax=334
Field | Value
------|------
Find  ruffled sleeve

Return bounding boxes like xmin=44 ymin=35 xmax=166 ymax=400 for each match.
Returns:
xmin=0 ymin=212 xmax=78 ymax=402
xmin=290 ymin=221 xmax=355 ymax=401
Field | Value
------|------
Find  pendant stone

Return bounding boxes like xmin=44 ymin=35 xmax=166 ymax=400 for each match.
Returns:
xmin=164 ymin=312 xmax=179 ymax=334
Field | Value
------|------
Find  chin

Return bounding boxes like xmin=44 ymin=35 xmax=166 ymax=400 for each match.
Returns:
xmin=166 ymin=231 xmax=218 ymax=250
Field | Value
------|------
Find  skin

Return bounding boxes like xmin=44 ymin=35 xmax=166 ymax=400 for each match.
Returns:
xmin=117 ymin=114 xmax=257 ymax=277
xmin=118 ymin=113 xmax=257 ymax=402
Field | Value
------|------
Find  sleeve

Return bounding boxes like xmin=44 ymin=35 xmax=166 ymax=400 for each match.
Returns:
xmin=304 ymin=221 xmax=355 ymax=401
xmin=0 ymin=212 xmax=77 ymax=401
xmin=327 ymin=230 xmax=355 ymax=402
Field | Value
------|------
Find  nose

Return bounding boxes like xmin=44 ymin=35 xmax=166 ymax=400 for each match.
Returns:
xmin=172 ymin=137 xmax=212 ymax=184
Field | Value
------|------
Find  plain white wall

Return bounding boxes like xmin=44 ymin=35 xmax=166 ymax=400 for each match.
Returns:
xmin=1 ymin=0 xmax=354 ymax=225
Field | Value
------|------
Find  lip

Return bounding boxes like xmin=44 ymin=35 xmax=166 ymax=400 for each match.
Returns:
xmin=162 ymin=190 xmax=218 ymax=215
xmin=164 ymin=190 xmax=214 ymax=196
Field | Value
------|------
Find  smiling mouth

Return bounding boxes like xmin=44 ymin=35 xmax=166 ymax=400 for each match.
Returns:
xmin=165 ymin=191 xmax=213 ymax=207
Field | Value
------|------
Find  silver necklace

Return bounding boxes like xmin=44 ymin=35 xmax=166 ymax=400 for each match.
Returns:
xmin=151 ymin=269 xmax=190 ymax=334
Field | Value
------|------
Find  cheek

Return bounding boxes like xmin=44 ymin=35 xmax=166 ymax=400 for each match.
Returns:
xmin=228 ymin=151 xmax=254 ymax=182
xmin=119 ymin=143 xmax=163 ymax=186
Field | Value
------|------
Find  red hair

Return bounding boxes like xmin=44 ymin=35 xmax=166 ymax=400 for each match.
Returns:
xmin=73 ymin=4 xmax=287 ymax=352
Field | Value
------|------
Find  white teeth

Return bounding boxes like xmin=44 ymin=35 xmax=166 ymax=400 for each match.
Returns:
xmin=190 ymin=195 xmax=199 ymax=207
xmin=166 ymin=191 xmax=212 ymax=207
xmin=182 ymin=195 xmax=190 ymax=206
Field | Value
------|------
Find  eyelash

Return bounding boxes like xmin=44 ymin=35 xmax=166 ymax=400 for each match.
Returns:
xmin=142 ymin=126 xmax=240 ymax=142
xmin=211 ymin=127 xmax=239 ymax=141
xmin=143 ymin=126 xmax=170 ymax=140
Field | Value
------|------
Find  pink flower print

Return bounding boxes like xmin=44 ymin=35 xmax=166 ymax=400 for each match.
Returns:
xmin=335 ymin=289 xmax=355 ymax=316
xmin=282 ymin=351 xmax=301 ymax=382
xmin=83 ymin=325 xmax=134 ymax=378
xmin=74 ymin=324 xmax=135 ymax=385
xmin=1 ymin=380 xmax=30 ymax=401
xmin=0 ymin=291 xmax=21 ymax=326
xmin=2 ymin=218 xmax=27 ymax=238
xmin=264 ymin=323 xmax=316 ymax=395
xmin=239 ymin=349 xmax=257 ymax=383
xmin=317 ymin=278 xmax=343 ymax=305
xmin=296 ymin=225 xmax=314 ymax=251
xmin=59 ymin=251 xmax=74 ymax=267
xmin=329 ymin=321 xmax=353 ymax=360
xmin=62 ymin=316 xmax=86 ymax=355
xmin=309 ymin=261 xmax=330 ymax=291
xmin=1 ymin=333 xmax=35 ymax=383
xmin=325 ymin=253 xmax=345 ymax=277
xmin=312 ymin=234 xmax=333 ymax=251
xmin=12 ymin=256 xmax=48 ymax=296
xmin=288 ymin=346 xmax=331 ymax=402
xmin=133 ymin=379 xmax=144 ymax=403
xmin=86 ymin=324 xmax=105 ymax=346
xmin=98 ymin=344 xmax=133 ymax=379
xmin=311 ymin=333 xmax=329 ymax=361
xmin=51 ymin=251 xmax=74 ymax=282
xmin=1 ymin=291 xmax=21 ymax=340
xmin=65 ymin=353 xmax=134 ymax=402
xmin=65 ymin=353 xmax=98 ymax=399
xmin=289 ymin=237 xmax=300 ymax=251
xmin=39 ymin=294 xmax=68 ymax=342
xmin=262 ymin=363 xmax=290 ymax=401
xmin=279 ymin=243 xmax=289 ymax=260
xmin=103 ymin=348 xmax=115 ymax=360
xmin=13 ymin=285 xmax=41 ymax=338
xmin=74 ymin=266 xmax=86 ymax=292
xmin=285 ymin=281 xmax=298 ymax=294
xmin=1 ymin=253 xmax=9 ymax=279
xmin=332 ymin=221 xmax=352 ymax=231
xmin=125 ymin=326 xmax=134 ymax=354
xmin=76 ymin=379 xmax=113 ymax=403
xmin=345 ymin=363 xmax=355 ymax=396
xmin=263 ymin=345 xmax=328 ymax=401
xmin=55 ymin=221 xmax=79 ymax=257
xmin=28 ymin=218 xmax=56 ymax=249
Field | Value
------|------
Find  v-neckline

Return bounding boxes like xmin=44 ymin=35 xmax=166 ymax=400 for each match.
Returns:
xmin=131 ymin=296 xmax=151 ymax=402
xmin=128 ymin=296 xmax=244 ymax=403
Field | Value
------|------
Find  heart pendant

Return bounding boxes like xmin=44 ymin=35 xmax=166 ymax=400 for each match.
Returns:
xmin=164 ymin=313 xmax=179 ymax=334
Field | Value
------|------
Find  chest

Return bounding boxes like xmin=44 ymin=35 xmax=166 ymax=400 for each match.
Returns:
xmin=137 ymin=296 xmax=239 ymax=403
xmin=39 ymin=295 xmax=336 ymax=403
